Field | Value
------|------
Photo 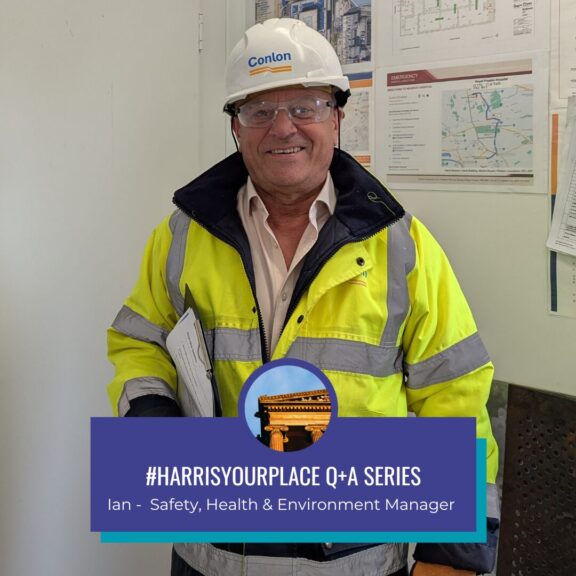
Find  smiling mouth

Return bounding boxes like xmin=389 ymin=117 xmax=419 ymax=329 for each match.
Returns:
xmin=268 ymin=146 xmax=304 ymax=155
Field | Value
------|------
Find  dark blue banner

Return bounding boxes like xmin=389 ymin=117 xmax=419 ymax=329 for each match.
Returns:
xmin=91 ymin=416 xmax=484 ymax=541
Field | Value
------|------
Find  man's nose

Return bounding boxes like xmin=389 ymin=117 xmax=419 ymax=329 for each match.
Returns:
xmin=268 ymin=108 xmax=298 ymax=137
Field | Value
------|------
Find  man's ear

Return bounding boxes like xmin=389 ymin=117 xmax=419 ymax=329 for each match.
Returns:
xmin=332 ymin=108 xmax=344 ymax=146
xmin=232 ymin=117 xmax=240 ymax=140
xmin=231 ymin=117 xmax=242 ymax=151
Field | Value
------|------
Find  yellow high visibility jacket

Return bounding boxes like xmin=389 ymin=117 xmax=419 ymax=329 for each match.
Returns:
xmin=107 ymin=150 xmax=499 ymax=573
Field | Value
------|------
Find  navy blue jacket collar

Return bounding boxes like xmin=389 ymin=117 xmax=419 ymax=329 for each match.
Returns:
xmin=173 ymin=149 xmax=404 ymax=241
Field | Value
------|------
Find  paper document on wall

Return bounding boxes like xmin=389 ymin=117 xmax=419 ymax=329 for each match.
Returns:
xmin=166 ymin=308 xmax=214 ymax=417
xmin=548 ymin=96 xmax=576 ymax=257
xmin=378 ymin=0 xmax=547 ymax=66
xmin=378 ymin=53 xmax=548 ymax=194
xmin=552 ymin=0 xmax=576 ymax=105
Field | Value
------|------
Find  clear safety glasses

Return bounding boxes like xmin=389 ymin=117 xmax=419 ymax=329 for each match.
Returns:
xmin=235 ymin=96 xmax=335 ymax=128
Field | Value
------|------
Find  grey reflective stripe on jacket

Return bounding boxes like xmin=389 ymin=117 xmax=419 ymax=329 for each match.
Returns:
xmin=286 ymin=337 xmax=403 ymax=377
xmin=381 ymin=214 xmax=415 ymax=348
xmin=174 ymin=543 xmax=407 ymax=576
xmin=487 ymin=483 xmax=500 ymax=520
xmin=118 ymin=377 xmax=176 ymax=417
xmin=204 ymin=327 xmax=262 ymax=362
xmin=167 ymin=210 xmax=191 ymax=316
xmin=387 ymin=215 xmax=490 ymax=389
xmin=112 ymin=305 xmax=169 ymax=352
xmin=112 ymin=305 xmax=176 ymax=416
xmin=404 ymin=333 xmax=490 ymax=389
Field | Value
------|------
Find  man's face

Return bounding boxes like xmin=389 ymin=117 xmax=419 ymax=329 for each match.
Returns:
xmin=233 ymin=87 xmax=340 ymax=200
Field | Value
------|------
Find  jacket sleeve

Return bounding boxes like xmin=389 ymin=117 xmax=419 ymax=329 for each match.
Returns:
xmin=403 ymin=217 xmax=499 ymax=574
xmin=107 ymin=215 xmax=182 ymax=417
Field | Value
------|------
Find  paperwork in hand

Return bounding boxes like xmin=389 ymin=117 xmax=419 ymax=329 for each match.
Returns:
xmin=166 ymin=305 xmax=215 ymax=417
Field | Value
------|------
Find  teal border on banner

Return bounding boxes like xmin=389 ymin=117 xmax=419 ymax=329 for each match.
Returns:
xmin=101 ymin=440 xmax=487 ymax=544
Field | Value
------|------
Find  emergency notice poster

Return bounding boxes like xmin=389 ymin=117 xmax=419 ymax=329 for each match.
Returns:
xmin=91 ymin=359 xmax=487 ymax=543
xmin=377 ymin=53 xmax=549 ymax=194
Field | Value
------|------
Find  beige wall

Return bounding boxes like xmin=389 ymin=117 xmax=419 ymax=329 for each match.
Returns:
xmin=0 ymin=0 xmax=200 ymax=573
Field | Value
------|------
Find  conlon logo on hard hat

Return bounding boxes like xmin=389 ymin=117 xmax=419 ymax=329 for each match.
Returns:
xmin=248 ymin=52 xmax=293 ymax=76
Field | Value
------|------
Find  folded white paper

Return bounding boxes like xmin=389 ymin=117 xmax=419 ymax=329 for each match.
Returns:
xmin=166 ymin=307 xmax=214 ymax=417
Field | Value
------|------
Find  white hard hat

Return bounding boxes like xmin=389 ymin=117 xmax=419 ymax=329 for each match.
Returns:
xmin=223 ymin=18 xmax=350 ymax=113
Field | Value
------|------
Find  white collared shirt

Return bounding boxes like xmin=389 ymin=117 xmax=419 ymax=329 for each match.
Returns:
xmin=237 ymin=174 xmax=336 ymax=355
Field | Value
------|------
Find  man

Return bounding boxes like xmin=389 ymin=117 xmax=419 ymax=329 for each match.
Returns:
xmin=108 ymin=18 xmax=499 ymax=576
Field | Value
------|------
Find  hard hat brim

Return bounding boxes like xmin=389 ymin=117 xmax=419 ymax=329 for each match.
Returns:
xmin=224 ymin=75 xmax=350 ymax=108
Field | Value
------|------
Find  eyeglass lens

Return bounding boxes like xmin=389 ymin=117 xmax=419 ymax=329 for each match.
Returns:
xmin=238 ymin=97 xmax=333 ymax=127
